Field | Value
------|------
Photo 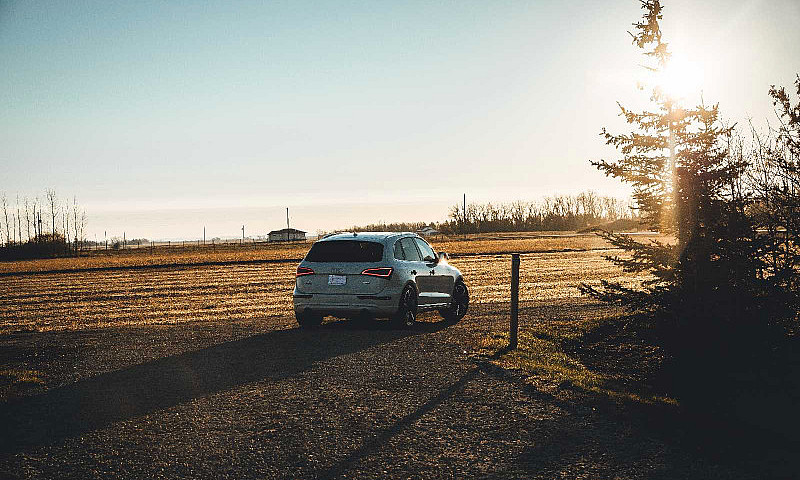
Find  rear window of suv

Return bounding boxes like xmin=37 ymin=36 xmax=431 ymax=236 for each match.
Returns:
xmin=306 ymin=240 xmax=384 ymax=263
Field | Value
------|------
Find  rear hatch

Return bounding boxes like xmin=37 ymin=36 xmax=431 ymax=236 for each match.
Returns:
xmin=296 ymin=240 xmax=390 ymax=295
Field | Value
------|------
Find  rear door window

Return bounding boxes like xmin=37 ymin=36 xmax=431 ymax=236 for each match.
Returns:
xmin=306 ymin=240 xmax=384 ymax=262
xmin=393 ymin=241 xmax=405 ymax=260
xmin=399 ymin=238 xmax=422 ymax=261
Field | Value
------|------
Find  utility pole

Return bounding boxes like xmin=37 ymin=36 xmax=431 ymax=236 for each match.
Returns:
xmin=286 ymin=207 xmax=290 ymax=242
xmin=242 ymin=225 xmax=245 ymax=244
xmin=203 ymin=226 xmax=206 ymax=245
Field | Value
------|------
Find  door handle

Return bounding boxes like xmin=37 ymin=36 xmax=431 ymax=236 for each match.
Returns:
xmin=410 ymin=270 xmax=417 ymax=275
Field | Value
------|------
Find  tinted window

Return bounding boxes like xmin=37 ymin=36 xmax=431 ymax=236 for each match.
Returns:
xmin=399 ymin=238 xmax=422 ymax=261
xmin=414 ymin=238 xmax=436 ymax=261
xmin=306 ymin=240 xmax=384 ymax=262
xmin=393 ymin=241 xmax=405 ymax=260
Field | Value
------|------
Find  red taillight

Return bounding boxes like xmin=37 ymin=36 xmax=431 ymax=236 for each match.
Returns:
xmin=296 ymin=266 xmax=314 ymax=277
xmin=361 ymin=267 xmax=393 ymax=278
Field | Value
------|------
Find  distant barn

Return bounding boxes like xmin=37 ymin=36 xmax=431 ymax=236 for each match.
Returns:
xmin=268 ymin=228 xmax=306 ymax=242
xmin=416 ymin=226 xmax=439 ymax=237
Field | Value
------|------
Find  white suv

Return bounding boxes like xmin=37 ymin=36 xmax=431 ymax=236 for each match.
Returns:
xmin=293 ymin=232 xmax=468 ymax=328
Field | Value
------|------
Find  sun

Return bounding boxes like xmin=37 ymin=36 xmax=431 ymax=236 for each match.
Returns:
xmin=653 ymin=55 xmax=705 ymax=103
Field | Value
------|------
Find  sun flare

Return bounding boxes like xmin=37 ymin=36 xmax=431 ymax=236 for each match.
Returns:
xmin=653 ymin=55 xmax=705 ymax=103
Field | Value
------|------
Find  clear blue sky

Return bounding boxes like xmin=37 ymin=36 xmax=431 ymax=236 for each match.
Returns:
xmin=2 ymin=0 xmax=798 ymax=239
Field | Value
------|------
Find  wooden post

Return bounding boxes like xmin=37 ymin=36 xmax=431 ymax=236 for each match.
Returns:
xmin=510 ymin=253 xmax=520 ymax=350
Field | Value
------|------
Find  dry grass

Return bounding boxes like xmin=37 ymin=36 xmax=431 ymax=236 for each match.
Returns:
xmin=0 ymin=241 xmax=310 ymax=274
xmin=0 ymin=263 xmax=294 ymax=334
xmin=435 ymin=232 xmax=658 ymax=257
xmin=0 ymin=235 xmax=645 ymax=334
xmin=0 ymin=231 xmax=670 ymax=275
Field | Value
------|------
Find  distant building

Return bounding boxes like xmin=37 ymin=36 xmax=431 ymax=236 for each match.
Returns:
xmin=268 ymin=228 xmax=306 ymax=242
xmin=416 ymin=226 xmax=439 ymax=237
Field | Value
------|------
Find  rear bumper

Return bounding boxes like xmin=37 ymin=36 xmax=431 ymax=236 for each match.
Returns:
xmin=293 ymin=291 xmax=398 ymax=318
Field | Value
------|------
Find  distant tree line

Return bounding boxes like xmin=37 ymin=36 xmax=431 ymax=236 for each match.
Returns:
xmin=442 ymin=192 xmax=634 ymax=234
xmin=0 ymin=189 xmax=87 ymax=260
xmin=347 ymin=221 xmax=433 ymax=234
xmin=337 ymin=191 xmax=635 ymax=236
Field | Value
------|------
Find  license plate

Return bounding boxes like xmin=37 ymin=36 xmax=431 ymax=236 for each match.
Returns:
xmin=328 ymin=275 xmax=347 ymax=285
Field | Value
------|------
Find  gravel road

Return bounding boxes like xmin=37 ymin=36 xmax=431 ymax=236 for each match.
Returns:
xmin=1 ymin=306 xmax=760 ymax=479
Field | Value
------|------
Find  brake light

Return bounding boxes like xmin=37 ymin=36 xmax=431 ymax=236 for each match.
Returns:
xmin=296 ymin=266 xmax=314 ymax=277
xmin=361 ymin=267 xmax=393 ymax=278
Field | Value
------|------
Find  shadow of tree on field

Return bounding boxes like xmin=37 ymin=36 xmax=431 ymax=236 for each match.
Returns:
xmin=0 ymin=319 xmax=457 ymax=455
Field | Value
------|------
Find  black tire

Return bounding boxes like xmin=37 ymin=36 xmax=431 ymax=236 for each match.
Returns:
xmin=296 ymin=311 xmax=323 ymax=328
xmin=391 ymin=285 xmax=418 ymax=329
xmin=441 ymin=281 xmax=469 ymax=322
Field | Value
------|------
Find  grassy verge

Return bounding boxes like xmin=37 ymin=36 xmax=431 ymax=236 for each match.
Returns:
xmin=472 ymin=312 xmax=677 ymax=407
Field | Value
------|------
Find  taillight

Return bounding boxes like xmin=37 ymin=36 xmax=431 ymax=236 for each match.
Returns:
xmin=296 ymin=266 xmax=314 ymax=277
xmin=361 ymin=267 xmax=393 ymax=278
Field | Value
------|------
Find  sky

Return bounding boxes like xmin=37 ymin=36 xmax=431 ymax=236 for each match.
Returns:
xmin=2 ymin=0 xmax=799 ymax=240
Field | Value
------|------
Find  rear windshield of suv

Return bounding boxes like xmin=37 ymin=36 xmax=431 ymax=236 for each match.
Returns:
xmin=305 ymin=240 xmax=384 ymax=263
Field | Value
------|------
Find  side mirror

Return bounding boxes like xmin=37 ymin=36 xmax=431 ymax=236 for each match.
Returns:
xmin=438 ymin=252 xmax=448 ymax=262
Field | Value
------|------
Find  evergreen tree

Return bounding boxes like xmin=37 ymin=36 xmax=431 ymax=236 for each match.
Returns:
xmin=579 ymin=0 xmax=765 ymax=345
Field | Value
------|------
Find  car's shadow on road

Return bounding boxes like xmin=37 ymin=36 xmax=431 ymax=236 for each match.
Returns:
xmin=0 ymin=317 xmax=458 ymax=455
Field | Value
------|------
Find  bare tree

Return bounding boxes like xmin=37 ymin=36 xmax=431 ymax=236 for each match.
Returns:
xmin=24 ymin=197 xmax=31 ymax=242
xmin=46 ymin=189 xmax=57 ymax=237
xmin=2 ymin=194 xmax=11 ymax=246
xmin=63 ymin=200 xmax=70 ymax=249
xmin=15 ymin=195 xmax=21 ymax=244
xmin=78 ymin=212 xmax=87 ymax=251
xmin=31 ymin=200 xmax=37 ymax=239
xmin=71 ymin=197 xmax=85 ymax=253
